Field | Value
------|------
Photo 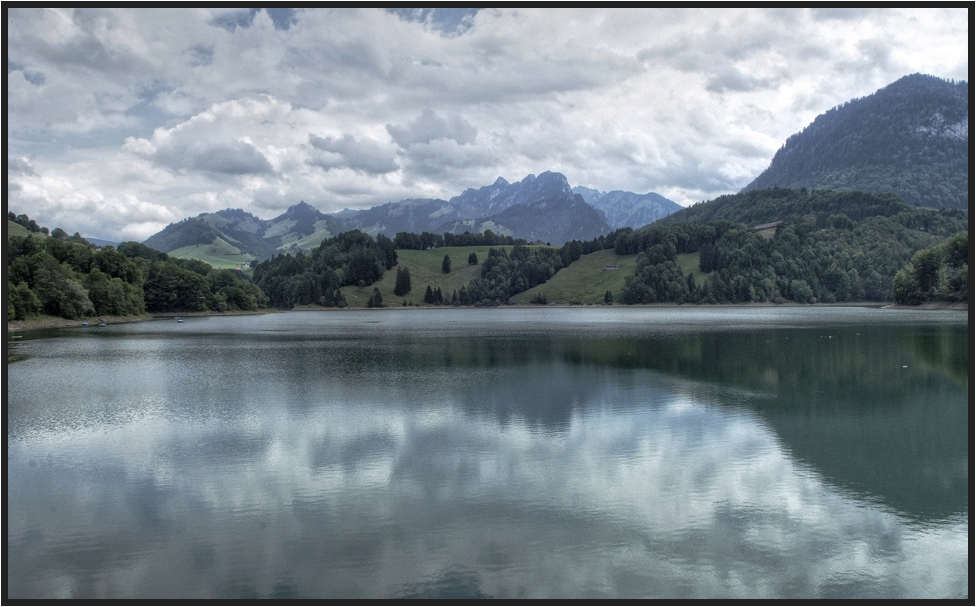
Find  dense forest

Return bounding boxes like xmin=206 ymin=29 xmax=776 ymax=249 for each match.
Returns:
xmin=892 ymin=231 xmax=968 ymax=304
xmin=615 ymin=188 xmax=967 ymax=304
xmin=7 ymin=214 xmax=267 ymax=321
xmin=251 ymin=230 xmax=397 ymax=308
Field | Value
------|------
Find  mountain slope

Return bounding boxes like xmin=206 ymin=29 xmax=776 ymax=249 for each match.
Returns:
xmin=336 ymin=198 xmax=459 ymax=237
xmin=743 ymin=73 xmax=968 ymax=210
xmin=145 ymin=172 xmax=667 ymax=258
xmin=573 ymin=186 xmax=682 ymax=229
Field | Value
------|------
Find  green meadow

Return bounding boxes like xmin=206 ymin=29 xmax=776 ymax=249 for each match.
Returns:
xmin=510 ymin=249 xmax=638 ymax=305
xmin=338 ymin=245 xmax=515 ymax=307
xmin=168 ymin=237 xmax=255 ymax=270
xmin=8 ymin=220 xmax=47 ymax=241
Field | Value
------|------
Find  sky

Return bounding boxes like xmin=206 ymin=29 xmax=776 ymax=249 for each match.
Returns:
xmin=6 ymin=7 xmax=969 ymax=242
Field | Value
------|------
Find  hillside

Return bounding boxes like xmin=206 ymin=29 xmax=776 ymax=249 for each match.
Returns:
xmin=167 ymin=237 xmax=255 ymax=270
xmin=510 ymin=249 xmax=638 ymax=305
xmin=337 ymin=246 xmax=505 ymax=307
xmin=743 ymin=73 xmax=968 ymax=210
xmin=621 ymin=188 xmax=967 ymax=305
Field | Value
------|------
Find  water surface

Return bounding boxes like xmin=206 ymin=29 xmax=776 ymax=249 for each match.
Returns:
xmin=6 ymin=307 xmax=969 ymax=599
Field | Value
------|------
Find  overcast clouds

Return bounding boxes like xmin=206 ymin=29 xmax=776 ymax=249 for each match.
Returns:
xmin=6 ymin=7 xmax=969 ymax=241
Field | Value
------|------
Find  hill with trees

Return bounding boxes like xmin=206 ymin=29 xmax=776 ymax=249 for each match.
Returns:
xmin=8 ymin=212 xmax=268 ymax=323
xmin=742 ymin=74 xmax=968 ymax=210
xmin=619 ymin=188 xmax=966 ymax=304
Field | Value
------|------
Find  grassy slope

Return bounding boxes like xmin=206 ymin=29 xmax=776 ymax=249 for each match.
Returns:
xmin=510 ymin=249 xmax=638 ymax=305
xmin=8 ymin=220 xmax=48 ymax=241
xmin=332 ymin=247 xmax=704 ymax=308
xmin=168 ymin=237 xmax=255 ymax=269
xmin=339 ymin=245 xmax=521 ymax=307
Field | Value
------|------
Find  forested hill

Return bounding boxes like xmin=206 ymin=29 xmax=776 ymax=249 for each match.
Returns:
xmin=654 ymin=186 xmax=966 ymax=229
xmin=742 ymin=74 xmax=968 ymax=210
xmin=618 ymin=188 xmax=966 ymax=305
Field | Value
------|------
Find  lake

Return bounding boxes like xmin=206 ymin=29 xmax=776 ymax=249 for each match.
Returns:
xmin=6 ymin=307 xmax=969 ymax=599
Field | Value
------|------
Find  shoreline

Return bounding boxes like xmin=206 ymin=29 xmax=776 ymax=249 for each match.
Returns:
xmin=291 ymin=300 xmax=967 ymax=311
xmin=8 ymin=301 xmax=965 ymax=331
xmin=6 ymin=308 xmax=279 ymax=333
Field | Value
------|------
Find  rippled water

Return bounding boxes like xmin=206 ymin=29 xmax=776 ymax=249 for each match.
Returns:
xmin=6 ymin=307 xmax=969 ymax=599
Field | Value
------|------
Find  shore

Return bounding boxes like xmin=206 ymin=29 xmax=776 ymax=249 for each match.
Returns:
xmin=9 ymin=301 xmax=964 ymax=331
xmin=6 ymin=308 xmax=279 ymax=332
xmin=293 ymin=300 xmax=967 ymax=311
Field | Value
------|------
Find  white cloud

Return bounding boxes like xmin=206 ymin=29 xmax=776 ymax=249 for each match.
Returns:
xmin=5 ymin=7 xmax=969 ymax=239
xmin=309 ymin=134 xmax=399 ymax=174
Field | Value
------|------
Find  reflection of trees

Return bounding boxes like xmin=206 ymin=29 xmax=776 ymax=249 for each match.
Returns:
xmin=550 ymin=324 xmax=969 ymax=523
xmin=904 ymin=326 xmax=968 ymax=387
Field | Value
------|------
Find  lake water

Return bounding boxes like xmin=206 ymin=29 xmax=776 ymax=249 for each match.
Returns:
xmin=6 ymin=307 xmax=969 ymax=599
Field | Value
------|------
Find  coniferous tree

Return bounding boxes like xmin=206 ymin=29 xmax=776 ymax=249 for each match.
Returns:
xmin=468 ymin=252 xmax=478 ymax=265
xmin=393 ymin=266 xmax=412 ymax=296
xmin=442 ymin=255 xmax=452 ymax=273
xmin=424 ymin=285 xmax=434 ymax=304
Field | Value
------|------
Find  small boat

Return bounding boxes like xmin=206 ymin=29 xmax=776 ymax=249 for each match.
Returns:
xmin=174 ymin=316 xmax=182 ymax=319
xmin=99 ymin=323 xmax=107 ymax=327
xmin=177 ymin=319 xmax=184 ymax=323
xmin=81 ymin=322 xmax=89 ymax=327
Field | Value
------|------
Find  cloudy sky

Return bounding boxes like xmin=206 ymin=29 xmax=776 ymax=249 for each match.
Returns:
xmin=6 ymin=8 xmax=968 ymax=242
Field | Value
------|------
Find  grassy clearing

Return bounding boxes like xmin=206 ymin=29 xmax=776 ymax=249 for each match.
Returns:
xmin=676 ymin=252 xmax=708 ymax=284
xmin=340 ymin=245 xmax=526 ymax=307
xmin=169 ymin=237 xmax=255 ymax=270
xmin=510 ymin=249 xmax=638 ymax=305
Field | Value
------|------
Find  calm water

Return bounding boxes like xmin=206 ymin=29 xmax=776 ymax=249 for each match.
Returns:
xmin=6 ymin=307 xmax=969 ymax=599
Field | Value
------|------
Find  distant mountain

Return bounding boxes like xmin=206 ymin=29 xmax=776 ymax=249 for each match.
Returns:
xmin=743 ymin=73 xmax=969 ymax=210
xmin=145 ymin=172 xmax=673 ymax=259
xmin=143 ymin=203 xmax=342 ymax=259
xmin=85 ymin=237 xmax=119 ymax=248
xmin=336 ymin=198 xmax=459 ymax=237
xmin=437 ymin=172 xmax=612 ymax=244
xmin=262 ymin=202 xmax=346 ymax=254
xmin=572 ymin=186 xmax=682 ymax=229
xmin=451 ymin=172 xmax=574 ymax=217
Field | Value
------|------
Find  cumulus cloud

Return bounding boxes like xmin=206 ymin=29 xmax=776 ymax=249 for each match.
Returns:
xmin=4 ymin=7 xmax=969 ymax=238
xmin=387 ymin=109 xmax=478 ymax=147
xmin=399 ymin=138 xmax=498 ymax=179
xmin=154 ymin=139 xmax=273 ymax=175
xmin=309 ymin=134 xmax=399 ymax=174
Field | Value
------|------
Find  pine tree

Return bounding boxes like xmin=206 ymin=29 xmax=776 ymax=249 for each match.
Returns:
xmin=394 ymin=266 xmax=412 ymax=296
xmin=442 ymin=255 xmax=451 ymax=273
xmin=468 ymin=252 xmax=478 ymax=265
xmin=424 ymin=285 xmax=434 ymax=304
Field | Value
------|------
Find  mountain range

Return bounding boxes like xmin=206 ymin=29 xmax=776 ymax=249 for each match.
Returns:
xmin=743 ymin=73 xmax=968 ymax=210
xmin=143 ymin=73 xmax=968 ymax=262
xmin=144 ymin=172 xmax=679 ymax=258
